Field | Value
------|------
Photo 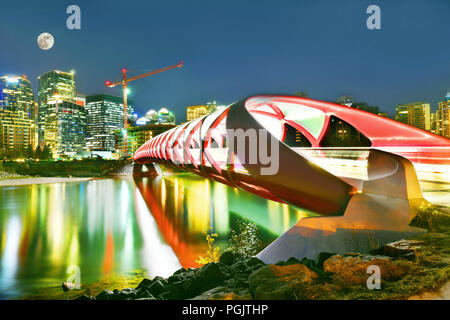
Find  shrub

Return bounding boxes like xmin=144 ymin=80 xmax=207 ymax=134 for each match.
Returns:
xmin=195 ymin=232 xmax=221 ymax=266
xmin=228 ymin=219 xmax=262 ymax=257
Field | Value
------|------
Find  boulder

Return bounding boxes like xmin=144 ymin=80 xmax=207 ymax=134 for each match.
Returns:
xmin=74 ymin=294 xmax=95 ymax=301
xmin=191 ymin=286 xmax=252 ymax=300
xmin=96 ymin=289 xmax=114 ymax=300
xmin=219 ymin=251 xmax=238 ymax=266
xmin=182 ymin=263 xmax=228 ymax=299
xmin=136 ymin=278 xmax=152 ymax=290
xmin=316 ymin=252 xmax=336 ymax=269
xmin=135 ymin=287 xmax=154 ymax=299
xmin=249 ymin=263 xmax=317 ymax=300
xmin=115 ymin=288 xmax=137 ymax=300
xmin=323 ymin=254 xmax=412 ymax=284
xmin=380 ymin=239 xmax=424 ymax=258
xmin=62 ymin=282 xmax=77 ymax=291
xmin=147 ymin=280 xmax=168 ymax=297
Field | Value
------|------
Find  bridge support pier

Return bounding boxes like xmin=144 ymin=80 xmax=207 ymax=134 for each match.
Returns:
xmin=257 ymin=150 xmax=428 ymax=264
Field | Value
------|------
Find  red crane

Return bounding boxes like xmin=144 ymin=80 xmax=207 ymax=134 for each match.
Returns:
xmin=105 ymin=60 xmax=183 ymax=157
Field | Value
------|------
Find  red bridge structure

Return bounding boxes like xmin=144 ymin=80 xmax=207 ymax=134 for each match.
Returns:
xmin=133 ymin=95 xmax=450 ymax=262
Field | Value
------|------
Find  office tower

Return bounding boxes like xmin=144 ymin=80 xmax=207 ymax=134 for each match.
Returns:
xmin=0 ymin=110 xmax=35 ymax=151
xmin=44 ymin=100 xmax=86 ymax=156
xmin=75 ymin=93 xmax=86 ymax=108
xmin=0 ymin=75 xmax=35 ymax=114
xmin=186 ymin=105 xmax=210 ymax=121
xmin=436 ymin=92 xmax=450 ymax=138
xmin=38 ymin=70 xmax=86 ymax=157
xmin=395 ymin=102 xmax=431 ymax=131
xmin=0 ymin=75 xmax=36 ymax=152
xmin=116 ymin=123 xmax=176 ymax=157
xmin=158 ymin=107 xmax=175 ymax=124
xmin=85 ymin=94 xmax=134 ymax=152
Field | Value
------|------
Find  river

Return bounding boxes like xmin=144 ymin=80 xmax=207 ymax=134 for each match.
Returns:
xmin=0 ymin=173 xmax=309 ymax=299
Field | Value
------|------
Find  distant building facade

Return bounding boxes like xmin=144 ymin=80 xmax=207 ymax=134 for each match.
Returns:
xmin=436 ymin=93 xmax=450 ymax=138
xmin=85 ymin=94 xmax=134 ymax=152
xmin=0 ymin=75 xmax=36 ymax=152
xmin=395 ymin=102 xmax=431 ymax=131
xmin=0 ymin=110 xmax=35 ymax=151
xmin=43 ymin=100 xmax=86 ymax=156
xmin=115 ymin=123 xmax=175 ymax=157
xmin=186 ymin=105 xmax=210 ymax=121
xmin=38 ymin=70 xmax=86 ymax=157
xmin=186 ymin=101 xmax=218 ymax=122
xmin=157 ymin=107 xmax=175 ymax=124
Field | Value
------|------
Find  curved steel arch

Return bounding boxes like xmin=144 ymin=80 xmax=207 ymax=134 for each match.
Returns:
xmin=134 ymin=95 xmax=450 ymax=216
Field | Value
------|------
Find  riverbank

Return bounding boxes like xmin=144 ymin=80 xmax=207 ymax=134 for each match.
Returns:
xmin=0 ymin=159 xmax=131 ymax=179
xmin=70 ymin=209 xmax=450 ymax=301
xmin=0 ymin=176 xmax=94 ymax=187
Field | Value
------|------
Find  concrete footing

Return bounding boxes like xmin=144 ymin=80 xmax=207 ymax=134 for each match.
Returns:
xmin=257 ymin=149 xmax=428 ymax=263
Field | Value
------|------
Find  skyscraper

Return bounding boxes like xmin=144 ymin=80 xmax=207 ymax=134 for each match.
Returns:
xmin=85 ymin=94 xmax=134 ymax=152
xmin=395 ymin=102 xmax=431 ymax=131
xmin=38 ymin=70 xmax=86 ymax=157
xmin=186 ymin=105 xmax=210 ymax=121
xmin=0 ymin=75 xmax=36 ymax=152
xmin=157 ymin=107 xmax=175 ymax=124
xmin=0 ymin=75 xmax=35 ymax=114
xmin=436 ymin=93 xmax=450 ymax=138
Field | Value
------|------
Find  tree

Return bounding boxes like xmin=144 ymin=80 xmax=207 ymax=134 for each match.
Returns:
xmin=41 ymin=144 xmax=53 ymax=160
xmin=35 ymin=145 xmax=42 ymax=160
xmin=26 ymin=144 xmax=34 ymax=159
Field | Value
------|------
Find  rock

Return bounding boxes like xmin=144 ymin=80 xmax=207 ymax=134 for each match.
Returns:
xmin=249 ymin=264 xmax=318 ymax=300
xmin=116 ymin=288 xmax=137 ymax=300
xmin=136 ymin=278 xmax=152 ymax=290
xmin=96 ymin=289 xmax=114 ymax=300
xmin=245 ymin=257 xmax=265 ymax=268
xmin=285 ymin=257 xmax=301 ymax=265
xmin=74 ymin=294 xmax=95 ymax=301
xmin=316 ymin=252 xmax=336 ymax=269
xmin=381 ymin=239 xmax=424 ymax=258
xmin=167 ymin=268 xmax=196 ymax=284
xmin=147 ymin=280 xmax=168 ymax=297
xmin=62 ymin=282 xmax=77 ymax=292
xmin=135 ymin=287 xmax=154 ymax=299
xmin=191 ymin=286 xmax=252 ymax=300
xmin=182 ymin=263 xmax=228 ymax=299
xmin=323 ymin=254 xmax=412 ymax=284
xmin=219 ymin=251 xmax=237 ymax=266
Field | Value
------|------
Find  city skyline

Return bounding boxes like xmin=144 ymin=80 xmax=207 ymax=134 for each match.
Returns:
xmin=1 ymin=0 xmax=449 ymax=119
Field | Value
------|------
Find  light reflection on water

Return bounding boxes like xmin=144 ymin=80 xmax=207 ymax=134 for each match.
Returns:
xmin=0 ymin=174 xmax=309 ymax=299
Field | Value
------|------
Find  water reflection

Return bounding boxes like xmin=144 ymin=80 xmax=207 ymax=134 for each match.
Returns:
xmin=0 ymin=173 xmax=311 ymax=299
xmin=133 ymin=171 xmax=314 ymax=268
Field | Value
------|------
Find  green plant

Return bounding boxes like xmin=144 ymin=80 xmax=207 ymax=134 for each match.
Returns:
xmin=195 ymin=232 xmax=220 ymax=266
xmin=410 ymin=206 xmax=450 ymax=233
xmin=228 ymin=219 xmax=262 ymax=257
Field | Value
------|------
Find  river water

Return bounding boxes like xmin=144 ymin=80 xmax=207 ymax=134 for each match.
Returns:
xmin=0 ymin=173 xmax=309 ymax=299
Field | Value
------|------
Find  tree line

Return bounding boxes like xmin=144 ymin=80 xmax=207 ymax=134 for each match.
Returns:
xmin=0 ymin=144 xmax=53 ymax=160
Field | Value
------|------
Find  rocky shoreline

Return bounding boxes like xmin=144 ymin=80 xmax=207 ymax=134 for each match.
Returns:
xmin=74 ymin=236 xmax=450 ymax=300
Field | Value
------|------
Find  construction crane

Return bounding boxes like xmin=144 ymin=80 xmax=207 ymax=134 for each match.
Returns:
xmin=105 ymin=60 xmax=183 ymax=158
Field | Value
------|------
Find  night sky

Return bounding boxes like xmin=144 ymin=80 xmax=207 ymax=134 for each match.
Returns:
xmin=1 ymin=0 xmax=449 ymax=121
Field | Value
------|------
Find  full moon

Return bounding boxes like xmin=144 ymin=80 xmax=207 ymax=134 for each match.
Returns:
xmin=37 ymin=32 xmax=54 ymax=50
